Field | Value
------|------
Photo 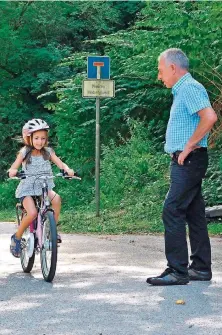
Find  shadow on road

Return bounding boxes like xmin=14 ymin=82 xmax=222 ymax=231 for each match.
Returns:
xmin=0 ymin=232 xmax=222 ymax=335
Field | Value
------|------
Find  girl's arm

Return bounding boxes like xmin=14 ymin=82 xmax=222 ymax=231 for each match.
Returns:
xmin=50 ymin=151 xmax=74 ymax=176
xmin=8 ymin=153 xmax=24 ymax=177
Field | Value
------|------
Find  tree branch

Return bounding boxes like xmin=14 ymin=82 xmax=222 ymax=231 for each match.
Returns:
xmin=0 ymin=65 xmax=17 ymax=78
xmin=13 ymin=1 xmax=34 ymax=31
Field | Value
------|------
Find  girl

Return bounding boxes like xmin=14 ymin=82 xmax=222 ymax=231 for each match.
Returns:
xmin=8 ymin=118 xmax=74 ymax=258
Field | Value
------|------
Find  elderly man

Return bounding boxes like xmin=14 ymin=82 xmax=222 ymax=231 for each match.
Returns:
xmin=147 ymin=48 xmax=217 ymax=286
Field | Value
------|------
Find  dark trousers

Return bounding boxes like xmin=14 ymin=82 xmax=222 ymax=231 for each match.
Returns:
xmin=162 ymin=150 xmax=211 ymax=275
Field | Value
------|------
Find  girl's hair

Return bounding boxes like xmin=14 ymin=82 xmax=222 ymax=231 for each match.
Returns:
xmin=22 ymin=131 xmax=50 ymax=165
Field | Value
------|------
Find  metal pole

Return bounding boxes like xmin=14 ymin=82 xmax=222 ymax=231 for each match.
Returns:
xmin=95 ymin=66 xmax=101 ymax=217
xmin=95 ymin=97 xmax=100 ymax=217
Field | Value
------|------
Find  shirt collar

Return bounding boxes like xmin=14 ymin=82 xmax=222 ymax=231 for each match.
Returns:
xmin=172 ymin=73 xmax=191 ymax=95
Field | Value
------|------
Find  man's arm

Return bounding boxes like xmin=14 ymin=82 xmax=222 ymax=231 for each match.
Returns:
xmin=178 ymin=107 xmax=218 ymax=165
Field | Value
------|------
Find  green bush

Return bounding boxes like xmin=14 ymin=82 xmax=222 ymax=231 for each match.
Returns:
xmin=100 ymin=121 xmax=169 ymax=217
xmin=1 ymin=121 xmax=221 ymax=236
xmin=203 ymin=151 xmax=222 ymax=206
xmin=0 ymin=180 xmax=18 ymax=210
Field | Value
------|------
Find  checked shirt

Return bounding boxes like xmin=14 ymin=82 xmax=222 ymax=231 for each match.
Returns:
xmin=164 ymin=73 xmax=212 ymax=154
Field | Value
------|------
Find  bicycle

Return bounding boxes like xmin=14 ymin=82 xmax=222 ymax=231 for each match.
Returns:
xmin=11 ymin=169 xmax=81 ymax=282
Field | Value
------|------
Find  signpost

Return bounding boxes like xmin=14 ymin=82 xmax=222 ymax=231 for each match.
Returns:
xmin=83 ymin=56 xmax=115 ymax=217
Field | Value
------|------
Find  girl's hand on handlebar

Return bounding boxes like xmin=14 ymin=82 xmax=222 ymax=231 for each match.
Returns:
xmin=65 ymin=168 xmax=74 ymax=177
xmin=8 ymin=168 xmax=18 ymax=178
xmin=59 ymin=169 xmax=81 ymax=180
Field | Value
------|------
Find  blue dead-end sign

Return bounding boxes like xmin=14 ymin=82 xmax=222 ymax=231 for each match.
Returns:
xmin=87 ymin=56 xmax=110 ymax=79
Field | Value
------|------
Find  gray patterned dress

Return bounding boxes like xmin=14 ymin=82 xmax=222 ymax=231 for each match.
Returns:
xmin=15 ymin=147 xmax=55 ymax=198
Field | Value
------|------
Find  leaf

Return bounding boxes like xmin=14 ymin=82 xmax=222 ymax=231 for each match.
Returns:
xmin=176 ymin=300 xmax=186 ymax=305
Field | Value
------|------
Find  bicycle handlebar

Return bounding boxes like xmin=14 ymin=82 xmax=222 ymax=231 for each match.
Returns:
xmin=17 ymin=171 xmax=26 ymax=179
xmin=58 ymin=169 xmax=81 ymax=180
xmin=7 ymin=170 xmax=26 ymax=180
xmin=8 ymin=169 xmax=81 ymax=181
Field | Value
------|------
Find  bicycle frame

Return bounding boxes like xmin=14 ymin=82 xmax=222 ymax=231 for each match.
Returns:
xmin=17 ymin=177 xmax=54 ymax=250
xmin=34 ymin=176 xmax=55 ymax=249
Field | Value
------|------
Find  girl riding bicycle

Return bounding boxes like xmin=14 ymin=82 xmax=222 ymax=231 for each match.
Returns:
xmin=8 ymin=118 xmax=74 ymax=258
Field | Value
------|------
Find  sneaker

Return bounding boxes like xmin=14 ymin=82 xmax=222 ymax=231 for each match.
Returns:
xmin=188 ymin=268 xmax=212 ymax=281
xmin=10 ymin=234 xmax=21 ymax=258
xmin=146 ymin=268 xmax=189 ymax=286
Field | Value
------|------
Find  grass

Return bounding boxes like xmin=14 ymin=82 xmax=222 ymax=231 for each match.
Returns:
xmin=60 ymin=208 xmax=221 ymax=236
xmin=1 ymin=207 xmax=220 ymax=236
xmin=208 ymin=221 xmax=222 ymax=236
xmin=59 ymin=207 xmax=165 ymax=234
xmin=0 ymin=209 xmax=15 ymax=222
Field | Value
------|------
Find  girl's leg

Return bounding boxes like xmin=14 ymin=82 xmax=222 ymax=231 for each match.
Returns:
xmin=16 ymin=196 xmax=38 ymax=239
xmin=48 ymin=190 xmax=61 ymax=223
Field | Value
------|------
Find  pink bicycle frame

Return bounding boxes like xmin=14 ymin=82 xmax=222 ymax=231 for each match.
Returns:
xmin=29 ymin=212 xmax=43 ymax=247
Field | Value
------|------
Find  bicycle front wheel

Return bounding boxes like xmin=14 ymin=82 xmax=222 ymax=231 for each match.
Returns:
xmin=40 ymin=210 xmax=57 ymax=282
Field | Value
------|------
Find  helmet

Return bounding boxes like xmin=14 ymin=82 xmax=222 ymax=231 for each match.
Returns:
xmin=22 ymin=119 xmax=49 ymax=141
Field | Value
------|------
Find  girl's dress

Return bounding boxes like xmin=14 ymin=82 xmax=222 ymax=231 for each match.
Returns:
xmin=15 ymin=147 xmax=55 ymax=198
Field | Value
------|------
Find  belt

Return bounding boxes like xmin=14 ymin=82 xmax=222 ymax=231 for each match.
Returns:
xmin=172 ymin=147 xmax=207 ymax=158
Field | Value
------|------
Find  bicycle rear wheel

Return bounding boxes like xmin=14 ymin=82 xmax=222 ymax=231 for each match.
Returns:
xmin=40 ymin=210 xmax=57 ymax=282
xmin=20 ymin=230 xmax=35 ymax=273
xmin=16 ymin=204 xmax=35 ymax=273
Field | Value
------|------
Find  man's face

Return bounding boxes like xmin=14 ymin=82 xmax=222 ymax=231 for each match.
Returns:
xmin=158 ymin=57 xmax=176 ymax=88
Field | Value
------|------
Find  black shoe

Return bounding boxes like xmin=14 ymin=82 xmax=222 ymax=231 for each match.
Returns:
xmin=188 ymin=268 xmax=212 ymax=281
xmin=146 ymin=268 xmax=189 ymax=286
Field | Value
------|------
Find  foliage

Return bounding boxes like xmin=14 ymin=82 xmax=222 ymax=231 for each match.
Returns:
xmin=1 ymin=121 xmax=221 ymax=236
xmin=51 ymin=1 xmax=221 ymax=176
xmin=0 ymin=180 xmax=19 ymax=210
xmin=58 ymin=120 xmax=170 ymax=234
xmin=203 ymin=151 xmax=222 ymax=206
xmin=0 ymin=2 xmax=221 ymax=236
xmin=0 ymin=1 xmax=142 ymax=179
xmin=100 ymin=120 xmax=169 ymax=208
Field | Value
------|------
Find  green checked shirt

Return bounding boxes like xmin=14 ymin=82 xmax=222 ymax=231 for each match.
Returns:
xmin=164 ymin=73 xmax=212 ymax=154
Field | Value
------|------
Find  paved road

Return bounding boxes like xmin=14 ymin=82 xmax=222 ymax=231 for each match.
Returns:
xmin=0 ymin=222 xmax=222 ymax=335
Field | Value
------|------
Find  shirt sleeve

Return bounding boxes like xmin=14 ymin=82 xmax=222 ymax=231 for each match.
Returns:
xmin=45 ymin=147 xmax=54 ymax=158
xmin=183 ymin=83 xmax=212 ymax=115
xmin=19 ymin=147 xmax=27 ymax=158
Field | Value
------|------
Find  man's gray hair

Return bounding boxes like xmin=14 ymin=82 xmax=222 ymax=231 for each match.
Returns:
xmin=158 ymin=48 xmax=189 ymax=70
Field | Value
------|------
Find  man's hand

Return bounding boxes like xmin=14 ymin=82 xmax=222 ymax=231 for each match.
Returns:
xmin=178 ymin=145 xmax=199 ymax=165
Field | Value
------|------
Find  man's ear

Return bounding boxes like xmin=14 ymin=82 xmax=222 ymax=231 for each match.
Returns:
xmin=171 ymin=63 xmax=176 ymax=74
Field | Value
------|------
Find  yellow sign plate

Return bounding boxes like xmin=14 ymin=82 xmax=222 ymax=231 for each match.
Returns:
xmin=83 ymin=80 xmax=115 ymax=98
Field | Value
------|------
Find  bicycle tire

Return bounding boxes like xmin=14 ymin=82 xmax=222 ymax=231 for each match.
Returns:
xmin=20 ymin=231 xmax=35 ymax=273
xmin=16 ymin=206 xmax=35 ymax=273
xmin=40 ymin=210 xmax=57 ymax=282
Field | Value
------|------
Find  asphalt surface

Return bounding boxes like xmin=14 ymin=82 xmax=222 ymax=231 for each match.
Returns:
xmin=0 ymin=222 xmax=222 ymax=335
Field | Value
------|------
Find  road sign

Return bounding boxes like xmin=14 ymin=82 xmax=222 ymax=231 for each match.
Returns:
xmin=83 ymin=80 xmax=115 ymax=98
xmin=84 ymin=56 xmax=114 ymax=217
xmin=87 ymin=56 xmax=110 ymax=79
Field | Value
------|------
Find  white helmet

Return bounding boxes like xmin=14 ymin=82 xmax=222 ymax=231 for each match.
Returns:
xmin=22 ymin=119 xmax=49 ymax=141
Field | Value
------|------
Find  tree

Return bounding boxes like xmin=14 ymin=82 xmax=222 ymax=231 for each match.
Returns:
xmin=0 ymin=1 xmax=142 ymax=178
xmin=51 ymin=2 xmax=221 ymax=175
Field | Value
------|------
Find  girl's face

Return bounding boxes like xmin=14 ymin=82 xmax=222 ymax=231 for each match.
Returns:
xmin=32 ymin=130 xmax=48 ymax=150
